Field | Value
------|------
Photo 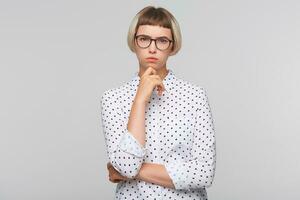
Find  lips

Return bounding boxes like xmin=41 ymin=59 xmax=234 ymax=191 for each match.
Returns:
xmin=146 ymin=57 xmax=158 ymax=60
xmin=146 ymin=57 xmax=158 ymax=62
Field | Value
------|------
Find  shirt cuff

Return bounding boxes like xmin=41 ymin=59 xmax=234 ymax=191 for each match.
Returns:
xmin=118 ymin=130 xmax=147 ymax=158
xmin=165 ymin=161 xmax=190 ymax=191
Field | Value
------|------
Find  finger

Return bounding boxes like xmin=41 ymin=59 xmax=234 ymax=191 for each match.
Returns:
xmin=150 ymin=76 xmax=164 ymax=89
xmin=157 ymin=83 xmax=166 ymax=91
xmin=148 ymin=74 xmax=161 ymax=80
xmin=109 ymin=177 xmax=119 ymax=183
xmin=111 ymin=177 xmax=121 ymax=183
xmin=143 ymin=66 xmax=157 ymax=77
xmin=110 ymin=178 xmax=121 ymax=183
xmin=107 ymin=163 xmax=114 ymax=170
xmin=157 ymin=86 xmax=163 ymax=95
xmin=153 ymin=79 xmax=166 ymax=92
xmin=108 ymin=167 xmax=111 ymax=173
xmin=149 ymin=75 xmax=165 ymax=88
xmin=111 ymin=174 xmax=124 ymax=182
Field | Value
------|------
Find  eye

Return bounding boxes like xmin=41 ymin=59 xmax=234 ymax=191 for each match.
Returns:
xmin=139 ymin=36 xmax=149 ymax=41
xmin=158 ymin=38 xmax=169 ymax=43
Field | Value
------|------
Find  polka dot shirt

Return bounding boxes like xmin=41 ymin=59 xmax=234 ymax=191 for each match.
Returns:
xmin=100 ymin=68 xmax=216 ymax=200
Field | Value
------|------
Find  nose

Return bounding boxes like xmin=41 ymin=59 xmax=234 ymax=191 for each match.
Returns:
xmin=148 ymin=40 xmax=157 ymax=53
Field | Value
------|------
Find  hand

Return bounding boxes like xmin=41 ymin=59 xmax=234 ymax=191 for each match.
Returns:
xmin=107 ymin=162 xmax=129 ymax=183
xmin=135 ymin=67 xmax=166 ymax=103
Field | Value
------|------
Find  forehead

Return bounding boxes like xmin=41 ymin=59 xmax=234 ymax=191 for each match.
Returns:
xmin=136 ymin=25 xmax=172 ymax=38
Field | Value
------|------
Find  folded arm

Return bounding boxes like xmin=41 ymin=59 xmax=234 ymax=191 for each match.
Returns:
xmin=164 ymin=88 xmax=217 ymax=190
xmin=101 ymin=90 xmax=147 ymax=178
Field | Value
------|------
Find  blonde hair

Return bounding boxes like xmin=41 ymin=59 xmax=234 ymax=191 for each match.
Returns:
xmin=127 ymin=6 xmax=182 ymax=55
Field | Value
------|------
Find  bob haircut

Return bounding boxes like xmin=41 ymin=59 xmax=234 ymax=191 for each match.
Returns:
xmin=127 ymin=6 xmax=182 ymax=56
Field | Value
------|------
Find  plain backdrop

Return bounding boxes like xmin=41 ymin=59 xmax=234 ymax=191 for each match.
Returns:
xmin=1 ymin=0 xmax=300 ymax=199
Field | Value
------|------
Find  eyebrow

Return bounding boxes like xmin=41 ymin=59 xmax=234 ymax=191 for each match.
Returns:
xmin=138 ymin=34 xmax=171 ymax=39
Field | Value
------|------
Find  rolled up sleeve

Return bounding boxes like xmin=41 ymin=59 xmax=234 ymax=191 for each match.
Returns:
xmin=165 ymin=88 xmax=217 ymax=190
xmin=100 ymin=90 xmax=147 ymax=178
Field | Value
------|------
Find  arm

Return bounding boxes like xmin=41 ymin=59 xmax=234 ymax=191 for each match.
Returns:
xmin=101 ymin=68 xmax=166 ymax=179
xmin=164 ymin=88 xmax=217 ymax=191
xmin=100 ymin=90 xmax=147 ymax=178
xmin=136 ymin=163 xmax=175 ymax=189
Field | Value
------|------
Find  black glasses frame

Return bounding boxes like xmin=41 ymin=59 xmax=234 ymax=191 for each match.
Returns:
xmin=134 ymin=34 xmax=173 ymax=51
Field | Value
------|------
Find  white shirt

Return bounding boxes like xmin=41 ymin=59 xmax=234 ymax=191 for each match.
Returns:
xmin=100 ymin=68 xmax=216 ymax=200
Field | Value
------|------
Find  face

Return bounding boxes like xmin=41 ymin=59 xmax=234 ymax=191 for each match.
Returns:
xmin=134 ymin=25 xmax=173 ymax=71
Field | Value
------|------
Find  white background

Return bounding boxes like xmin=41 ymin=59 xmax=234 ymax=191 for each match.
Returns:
xmin=1 ymin=0 xmax=299 ymax=199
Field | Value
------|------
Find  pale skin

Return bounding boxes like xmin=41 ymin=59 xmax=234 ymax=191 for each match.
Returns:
xmin=107 ymin=25 xmax=176 ymax=189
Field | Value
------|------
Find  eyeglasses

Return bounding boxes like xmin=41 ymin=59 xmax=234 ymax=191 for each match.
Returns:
xmin=135 ymin=34 xmax=173 ymax=51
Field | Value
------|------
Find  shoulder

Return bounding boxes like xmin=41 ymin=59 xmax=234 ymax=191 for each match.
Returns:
xmin=173 ymin=76 xmax=211 ymax=111
xmin=100 ymin=80 xmax=131 ymax=105
xmin=174 ymin=76 xmax=208 ymax=99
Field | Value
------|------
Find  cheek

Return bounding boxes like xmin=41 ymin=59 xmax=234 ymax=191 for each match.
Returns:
xmin=159 ymin=55 xmax=169 ymax=63
xmin=135 ymin=48 xmax=146 ymax=57
xmin=135 ymin=51 xmax=143 ymax=61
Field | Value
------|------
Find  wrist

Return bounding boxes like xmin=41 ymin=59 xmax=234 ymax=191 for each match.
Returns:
xmin=135 ymin=164 xmax=145 ymax=180
xmin=133 ymin=97 xmax=147 ymax=106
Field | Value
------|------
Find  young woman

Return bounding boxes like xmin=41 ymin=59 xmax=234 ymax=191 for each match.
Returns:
xmin=101 ymin=6 xmax=216 ymax=200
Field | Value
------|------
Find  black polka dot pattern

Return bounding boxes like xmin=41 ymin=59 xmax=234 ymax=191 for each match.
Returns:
xmin=100 ymin=68 xmax=216 ymax=200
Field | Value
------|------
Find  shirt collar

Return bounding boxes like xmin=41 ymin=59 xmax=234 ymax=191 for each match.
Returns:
xmin=130 ymin=68 xmax=176 ymax=94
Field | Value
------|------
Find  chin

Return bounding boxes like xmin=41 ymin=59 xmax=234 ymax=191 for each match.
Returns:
xmin=147 ymin=63 xmax=160 ymax=68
